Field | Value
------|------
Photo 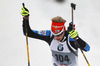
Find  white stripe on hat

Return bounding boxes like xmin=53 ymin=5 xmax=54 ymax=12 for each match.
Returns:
xmin=51 ymin=27 xmax=64 ymax=36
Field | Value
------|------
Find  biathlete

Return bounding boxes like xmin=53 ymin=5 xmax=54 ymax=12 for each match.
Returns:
xmin=21 ymin=6 xmax=90 ymax=66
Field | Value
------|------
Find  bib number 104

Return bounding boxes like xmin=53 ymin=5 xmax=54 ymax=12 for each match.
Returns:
xmin=55 ymin=54 xmax=70 ymax=62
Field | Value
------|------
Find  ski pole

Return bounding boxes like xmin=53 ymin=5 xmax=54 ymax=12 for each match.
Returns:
xmin=22 ymin=3 xmax=30 ymax=66
xmin=71 ymin=3 xmax=90 ymax=66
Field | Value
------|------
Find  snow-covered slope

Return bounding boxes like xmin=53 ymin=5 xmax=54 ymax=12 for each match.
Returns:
xmin=0 ymin=0 xmax=100 ymax=66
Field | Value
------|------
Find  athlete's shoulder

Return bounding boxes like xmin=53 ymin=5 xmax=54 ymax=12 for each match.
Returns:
xmin=32 ymin=30 xmax=51 ymax=36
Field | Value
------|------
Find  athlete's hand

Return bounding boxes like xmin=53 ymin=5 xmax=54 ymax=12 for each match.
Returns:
xmin=21 ymin=6 xmax=29 ymax=16
xmin=69 ymin=30 xmax=78 ymax=38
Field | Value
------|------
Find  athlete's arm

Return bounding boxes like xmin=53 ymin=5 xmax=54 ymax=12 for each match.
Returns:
xmin=69 ymin=37 xmax=90 ymax=51
xmin=22 ymin=17 xmax=51 ymax=43
xmin=77 ymin=37 xmax=90 ymax=51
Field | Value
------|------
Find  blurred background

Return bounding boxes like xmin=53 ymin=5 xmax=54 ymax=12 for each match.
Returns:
xmin=0 ymin=0 xmax=100 ymax=66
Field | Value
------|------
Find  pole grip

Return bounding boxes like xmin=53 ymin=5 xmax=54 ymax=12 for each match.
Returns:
xmin=22 ymin=3 xmax=25 ymax=7
xmin=71 ymin=3 xmax=76 ymax=10
xmin=71 ymin=3 xmax=76 ymax=30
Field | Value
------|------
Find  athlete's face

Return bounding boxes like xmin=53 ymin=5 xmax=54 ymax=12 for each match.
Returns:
xmin=54 ymin=31 xmax=65 ymax=41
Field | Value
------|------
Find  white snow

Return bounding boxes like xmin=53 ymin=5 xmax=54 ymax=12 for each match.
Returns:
xmin=0 ymin=0 xmax=100 ymax=66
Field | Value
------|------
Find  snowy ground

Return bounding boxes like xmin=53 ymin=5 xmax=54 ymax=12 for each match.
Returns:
xmin=0 ymin=0 xmax=100 ymax=66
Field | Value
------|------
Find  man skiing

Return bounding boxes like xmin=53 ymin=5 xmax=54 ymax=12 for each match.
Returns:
xmin=21 ymin=6 xmax=90 ymax=66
